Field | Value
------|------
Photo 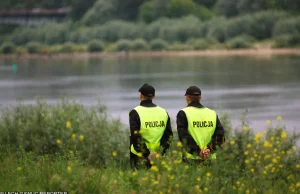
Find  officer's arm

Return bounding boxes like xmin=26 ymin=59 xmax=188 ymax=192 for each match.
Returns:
xmin=129 ymin=109 xmax=150 ymax=157
xmin=176 ymin=110 xmax=200 ymax=155
xmin=209 ymin=115 xmax=225 ymax=153
xmin=160 ymin=113 xmax=173 ymax=155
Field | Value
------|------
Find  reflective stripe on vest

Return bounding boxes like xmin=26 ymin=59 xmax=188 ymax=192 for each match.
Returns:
xmin=182 ymin=107 xmax=217 ymax=160
xmin=130 ymin=105 xmax=168 ymax=155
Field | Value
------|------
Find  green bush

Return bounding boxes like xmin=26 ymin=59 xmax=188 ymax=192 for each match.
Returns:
xmin=224 ymin=11 xmax=289 ymax=41
xmin=226 ymin=36 xmax=252 ymax=49
xmin=273 ymin=16 xmax=300 ymax=37
xmin=192 ymin=39 xmax=210 ymax=50
xmin=115 ymin=39 xmax=132 ymax=51
xmin=131 ymin=39 xmax=149 ymax=51
xmin=59 ymin=42 xmax=75 ymax=53
xmin=0 ymin=99 xmax=128 ymax=166
xmin=144 ymin=16 xmax=202 ymax=42
xmin=0 ymin=42 xmax=16 ymax=54
xmin=88 ymin=39 xmax=104 ymax=52
xmin=274 ymin=34 xmax=300 ymax=48
xmin=26 ymin=42 xmax=42 ymax=54
xmin=150 ymin=39 xmax=169 ymax=51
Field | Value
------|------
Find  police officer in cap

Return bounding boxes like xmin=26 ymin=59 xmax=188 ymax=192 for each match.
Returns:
xmin=177 ymin=86 xmax=225 ymax=163
xmin=129 ymin=83 xmax=173 ymax=168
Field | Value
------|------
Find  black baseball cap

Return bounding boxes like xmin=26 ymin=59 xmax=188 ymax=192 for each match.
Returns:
xmin=185 ymin=86 xmax=201 ymax=96
xmin=139 ymin=83 xmax=155 ymax=97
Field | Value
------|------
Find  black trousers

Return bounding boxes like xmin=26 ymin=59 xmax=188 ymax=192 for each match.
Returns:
xmin=130 ymin=151 xmax=151 ymax=169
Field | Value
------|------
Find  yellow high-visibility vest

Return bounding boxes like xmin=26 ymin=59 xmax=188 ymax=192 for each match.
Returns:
xmin=182 ymin=107 xmax=217 ymax=160
xmin=130 ymin=105 xmax=168 ymax=157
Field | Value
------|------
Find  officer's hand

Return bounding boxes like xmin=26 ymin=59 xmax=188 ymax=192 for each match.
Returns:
xmin=200 ymin=148 xmax=210 ymax=159
xmin=147 ymin=152 xmax=157 ymax=161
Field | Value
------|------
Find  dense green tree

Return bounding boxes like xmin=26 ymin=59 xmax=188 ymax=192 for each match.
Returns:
xmin=117 ymin=0 xmax=146 ymax=20
xmin=70 ymin=0 xmax=96 ymax=20
xmin=82 ymin=0 xmax=117 ymax=26
xmin=215 ymin=0 xmax=239 ymax=17
xmin=193 ymin=0 xmax=217 ymax=8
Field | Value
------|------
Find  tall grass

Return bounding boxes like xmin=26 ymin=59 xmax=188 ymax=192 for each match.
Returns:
xmin=0 ymin=100 xmax=299 ymax=193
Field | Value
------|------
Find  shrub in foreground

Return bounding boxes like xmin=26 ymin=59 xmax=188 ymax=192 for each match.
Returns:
xmin=274 ymin=34 xmax=300 ymax=48
xmin=131 ymin=39 xmax=149 ymax=51
xmin=150 ymin=39 xmax=168 ymax=51
xmin=26 ymin=41 xmax=42 ymax=54
xmin=115 ymin=39 xmax=132 ymax=51
xmin=0 ymin=42 xmax=16 ymax=54
xmin=88 ymin=39 xmax=104 ymax=52
xmin=226 ymin=36 xmax=253 ymax=49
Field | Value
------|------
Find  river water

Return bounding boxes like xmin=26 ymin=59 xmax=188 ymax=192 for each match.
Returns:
xmin=0 ymin=55 xmax=300 ymax=132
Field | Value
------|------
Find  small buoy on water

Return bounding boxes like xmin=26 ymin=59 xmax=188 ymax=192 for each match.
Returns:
xmin=12 ymin=64 xmax=18 ymax=74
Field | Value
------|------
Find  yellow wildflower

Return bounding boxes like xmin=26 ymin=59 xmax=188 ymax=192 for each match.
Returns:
xmin=132 ymin=172 xmax=136 ymax=176
xmin=246 ymin=189 xmax=250 ymax=194
xmin=67 ymin=166 xmax=72 ymax=173
xmin=292 ymin=146 xmax=296 ymax=151
xmin=79 ymin=135 xmax=84 ymax=141
xmin=247 ymin=144 xmax=252 ymax=148
xmin=245 ymin=160 xmax=249 ymax=164
xmin=296 ymin=182 xmax=300 ymax=188
xmin=271 ymin=167 xmax=276 ymax=173
xmin=113 ymin=180 xmax=118 ymax=184
xmin=206 ymin=172 xmax=211 ymax=177
xmin=296 ymin=164 xmax=300 ymax=169
xmin=152 ymin=180 xmax=159 ymax=185
xmin=274 ymin=148 xmax=278 ymax=153
xmin=244 ymin=151 xmax=249 ymax=156
xmin=168 ymin=175 xmax=174 ymax=180
xmin=250 ymin=168 xmax=254 ymax=173
xmin=279 ymin=164 xmax=283 ymax=168
xmin=277 ymin=116 xmax=282 ymax=121
xmin=263 ymin=140 xmax=272 ymax=148
xmin=204 ymin=187 xmax=208 ymax=192
xmin=272 ymin=158 xmax=278 ymax=164
xmin=281 ymin=132 xmax=287 ymax=139
xmin=236 ymin=181 xmax=240 ymax=185
xmin=161 ymin=160 xmax=166 ymax=165
xmin=230 ymin=140 xmax=235 ymax=145
xmin=266 ymin=120 xmax=271 ymax=125
xmin=71 ymin=133 xmax=76 ymax=141
xmin=56 ymin=139 xmax=62 ymax=145
xmin=66 ymin=121 xmax=71 ymax=128
xmin=112 ymin=152 xmax=117 ymax=157
xmin=270 ymin=136 xmax=275 ymax=141
xmin=254 ymin=133 xmax=262 ymax=142
xmin=175 ymin=184 xmax=179 ymax=188
xmin=155 ymin=153 xmax=161 ymax=159
xmin=134 ymin=130 xmax=138 ymax=134
xmin=151 ymin=165 xmax=159 ymax=172
xmin=233 ymin=186 xmax=237 ymax=190
xmin=195 ymin=185 xmax=200 ymax=190
xmin=242 ymin=125 xmax=248 ymax=132
xmin=177 ymin=141 xmax=183 ymax=147
xmin=17 ymin=167 xmax=22 ymax=172
xmin=197 ymin=177 xmax=201 ymax=181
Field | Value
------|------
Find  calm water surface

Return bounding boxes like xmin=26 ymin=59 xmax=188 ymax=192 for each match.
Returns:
xmin=0 ymin=55 xmax=300 ymax=132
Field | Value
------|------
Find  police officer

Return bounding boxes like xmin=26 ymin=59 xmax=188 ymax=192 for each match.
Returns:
xmin=177 ymin=86 xmax=225 ymax=163
xmin=129 ymin=83 xmax=173 ymax=168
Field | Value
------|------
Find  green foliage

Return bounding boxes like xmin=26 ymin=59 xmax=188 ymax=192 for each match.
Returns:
xmin=274 ymin=34 xmax=300 ymax=48
xmin=70 ymin=0 xmax=97 ymax=20
xmin=59 ymin=42 xmax=75 ymax=53
xmin=131 ymin=39 xmax=149 ymax=51
xmin=224 ymin=11 xmax=289 ymax=41
xmin=150 ymin=39 xmax=168 ymax=51
xmin=0 ymin=99 xmax=128 ymax=166
xmin=215 ymin=0 xmax=240 ymax=17
xmin=167 ymin=0 xmax=213 ymax=21
xmin=226 ymin=36 xmax=253 ymax=49
xmin=144 ymin=16 xmax=202 ymax=42
xmin=87 ymin=39 xmax=104 ymax=52
xmin=0 ymin=104 xmax=299 ymax=193
xmin=82 ymin=0 xmax=117 ymax=26
xmin=192 ymin=39 xmax=210 ymax=50
xmin=115 ymin=39 xmax=132 ymax=51
xmin=139 ymin=1 xmax=155 ymax=23
xmin=0 ymin=42 xmax=16 ymax=54
xmin=26 ymin=41 xmax=42 ymax=54
xmin=273 ymin=17 xmax=300 ymax=37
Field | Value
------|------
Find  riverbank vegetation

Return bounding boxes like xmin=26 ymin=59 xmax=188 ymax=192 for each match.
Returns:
xmin=0 ymin=100 xmax=299 ymax=193
xmin=1 ymin=0 xmax=300 ymax=54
